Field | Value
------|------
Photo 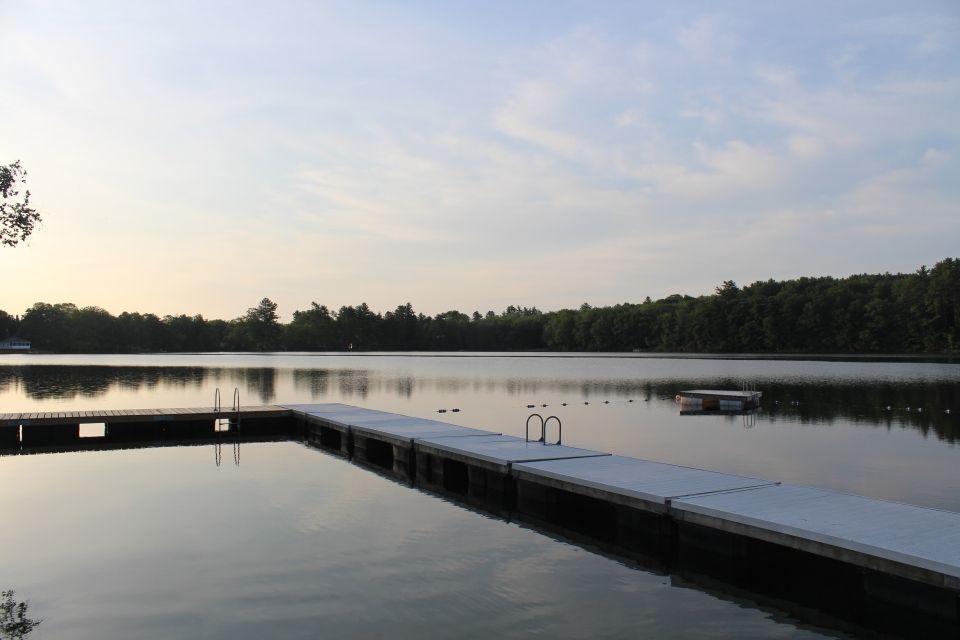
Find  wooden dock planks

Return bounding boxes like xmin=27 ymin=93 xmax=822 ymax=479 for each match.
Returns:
xmin=2 ymin=405 xmax=292 ymax=425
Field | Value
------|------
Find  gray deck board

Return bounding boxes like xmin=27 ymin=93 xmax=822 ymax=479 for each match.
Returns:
xmin=513 ymin=455 xmax=777 ymax=507
xmin=280 ymin=403 xmax=394 ymax=426
xmin=282 ymin=403 xmax=498 ymax=442
xmin=347 ymin=414 xmax=498 ymax=443
xmin=672 ymin=484 xmax=960 ymax=582
xmin=416 ymin=434 xmax=610 ymax=473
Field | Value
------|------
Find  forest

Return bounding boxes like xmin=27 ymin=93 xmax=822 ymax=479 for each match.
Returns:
xmin=2 ymin=258 xmax=957 ymax=354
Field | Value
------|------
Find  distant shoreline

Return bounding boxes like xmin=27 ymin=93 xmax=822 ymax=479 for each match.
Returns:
xmin=3 ymin=350 xmax=958 ymax=364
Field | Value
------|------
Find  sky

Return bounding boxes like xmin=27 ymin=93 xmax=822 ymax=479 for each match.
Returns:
xmin=1 ymin=1 xmax=958 ymax=321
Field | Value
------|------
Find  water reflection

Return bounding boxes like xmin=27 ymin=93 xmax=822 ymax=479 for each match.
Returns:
xmin=242 ymin=368 xmax=276 ymax=404
xmin=213 ymin=430 xmax=241 ymax=468
xmin=0 ymin=366 xmax=209 ymax=400
xmin=2 ymin=363 xmax=956 ymax=442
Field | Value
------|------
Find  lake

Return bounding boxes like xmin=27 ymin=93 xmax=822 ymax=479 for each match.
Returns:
xmin=1 ymin=353 xmax=958 ymax=638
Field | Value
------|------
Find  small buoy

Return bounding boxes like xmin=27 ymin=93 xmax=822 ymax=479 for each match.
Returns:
xmin=584 ymin=401 xmax=589 ymax=405
xmin=604 ymin=400 xmax=610 ymax=404
xmin=628 ymin=399 xmax=633 ymax=403
xmin=945 ymin=409 xmax=951 ymax=414
xmin=526 ymin=404 xmax=535 ymax=409
xmin=906 ymin=407 xmax=911 ymax=412
xmin=542 ymin=403 xmax=548 ymax=407
xmin=561 ymin=402 xmax=568 ymax=406
xmin=918 ymin=407 xmax=923 ymax=413
xmin=438 ymin=409 xmax=447 ymax=413
xmin=884 ymin=406 xmax=891 ymax=411
xmin=452 ymin=408 xmax=460 ymax=413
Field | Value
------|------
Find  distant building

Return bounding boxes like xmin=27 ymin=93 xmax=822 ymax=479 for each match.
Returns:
xmin=0 ymin=337 xmax=31 ymax=351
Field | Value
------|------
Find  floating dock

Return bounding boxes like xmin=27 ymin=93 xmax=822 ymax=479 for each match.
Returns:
xmin=281 ymin=403 xmax=959 ymax=635
xmin=676 ymin=389 xmax=762 ymax=411
xmin=2 ymin=401 xmax=957 ymax=636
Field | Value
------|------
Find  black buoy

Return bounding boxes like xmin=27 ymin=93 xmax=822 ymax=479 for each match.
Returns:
xmin=452 ymin=408 xmax=460 ymax=413
xmin=526 ymin=404 xmax=535 ymax=408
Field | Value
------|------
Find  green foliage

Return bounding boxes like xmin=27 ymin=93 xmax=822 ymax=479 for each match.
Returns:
xmin=0 ymin=310 xmax=18 ymax=339
xmin=226 ymin=298 xmax=282 ymax=350
xmin=5 ymin=259 xmax=959 ymax=353
xmin=0 ymin=162 xmax=42 ymax=248
xmin=1 ymin=590 xmax=41 ymax=639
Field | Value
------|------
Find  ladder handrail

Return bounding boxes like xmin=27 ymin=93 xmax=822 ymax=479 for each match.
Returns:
xmin=214 ymin=388 xmax=221 ymax=414
xmin=525 ymin=413 xmax=544 ymax=442
xmin=544 ymin=415 xmax=562 ymax=445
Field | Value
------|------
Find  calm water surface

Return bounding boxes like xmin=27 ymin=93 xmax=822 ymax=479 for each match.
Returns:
xmin=1 ymin=353 xmax=958 ymax=638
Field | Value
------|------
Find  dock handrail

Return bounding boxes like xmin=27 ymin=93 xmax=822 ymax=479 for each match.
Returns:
xmin=544 ymin=415 xmax=562 ymax=445
xmin=213 ymin=388 xmax=242 ymax=432
xmin=525 ymin=413 xmax=544 ymax=442
xmin=231 ymin=388 xmax=241 ymax=433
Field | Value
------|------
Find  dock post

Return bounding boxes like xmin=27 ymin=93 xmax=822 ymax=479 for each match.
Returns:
xmin=21 ymin=423 xmax=80 ymax=447
xmin=0 ymin=425 xmax=19 ymax=449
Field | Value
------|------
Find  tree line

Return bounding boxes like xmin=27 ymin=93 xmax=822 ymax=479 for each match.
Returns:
xmin=2 ymin=258 xmax=957 ymax=354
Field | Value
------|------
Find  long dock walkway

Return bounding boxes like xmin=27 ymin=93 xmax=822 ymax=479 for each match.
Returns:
xmin=3 ymin=401 xmax=958 ymax=634
xmin=282 ymin=402 xmax=960 ymax=633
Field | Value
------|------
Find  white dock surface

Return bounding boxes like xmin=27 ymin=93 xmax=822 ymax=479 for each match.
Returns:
xmin=512 ymin=455 xmax=777 ymax=506
xmin=349 ymin=415 xmax=499 ymax=442
xmin=284 ymin=403 xmax=960 ymax=588
xmin=280 ymin=403 xmax=395 ymax=425
xmin=681 ymin=390 xmax=760 ymax=398
xmin=284 ymin=403 xmax=499 ymax=441
xmin=416 ymin=434 xmax=610 ymax=471
xmin=672 ymin=484 xmax=960 ymax=582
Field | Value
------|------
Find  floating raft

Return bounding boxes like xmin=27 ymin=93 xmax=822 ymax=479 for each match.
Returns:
xmin=676 ymin=389 xmax=762 ymax=410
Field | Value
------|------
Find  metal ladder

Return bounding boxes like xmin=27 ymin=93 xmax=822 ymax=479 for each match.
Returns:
xmin=525 ymin=413 xmax=562 ymax=446
xmin=214 ymin=388 xmax=241 ymax=467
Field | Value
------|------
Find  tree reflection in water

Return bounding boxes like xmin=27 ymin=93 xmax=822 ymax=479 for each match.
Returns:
xmin=1 ymin=364 xmax=957 ymax=442
xmin=1 ymin=591 xmax=40 ymax=640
